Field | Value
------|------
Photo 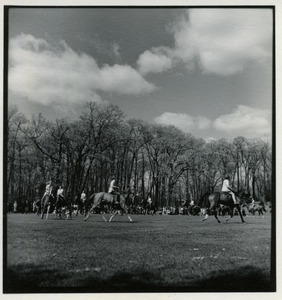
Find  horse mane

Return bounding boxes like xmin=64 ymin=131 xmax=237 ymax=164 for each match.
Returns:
xmin=235 ymin=189 xmax=250 ymax=199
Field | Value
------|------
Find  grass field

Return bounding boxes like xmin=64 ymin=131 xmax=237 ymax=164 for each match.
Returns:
xmin=4 ymin=211 xmax=275 ymax=293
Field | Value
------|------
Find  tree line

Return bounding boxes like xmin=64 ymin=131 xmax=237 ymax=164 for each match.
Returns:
xmin=7 ymin=102 xmax=273 ymax=209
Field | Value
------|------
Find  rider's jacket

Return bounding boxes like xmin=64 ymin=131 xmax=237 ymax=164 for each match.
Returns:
xmin=57 ymin=188 xmax=64 ymax=197
xmin=108 ymin=180 xmax=117 ymax=193
xmin=45 ymin=184 xmax=53 ymax=195
xmin=221 ymin=179 xmax=232 ymax=192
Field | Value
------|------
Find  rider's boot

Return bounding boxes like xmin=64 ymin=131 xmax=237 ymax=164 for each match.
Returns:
xmin=232 ymin=194 xmax=237 ymax=205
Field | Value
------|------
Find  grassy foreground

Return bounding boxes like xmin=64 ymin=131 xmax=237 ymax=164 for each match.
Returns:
xmin=4 ymin=212 xmax=274 ymax=293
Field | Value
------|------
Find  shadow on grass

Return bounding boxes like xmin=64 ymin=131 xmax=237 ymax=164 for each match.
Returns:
xmin=4 ymin=264 xmax=275 ymax=293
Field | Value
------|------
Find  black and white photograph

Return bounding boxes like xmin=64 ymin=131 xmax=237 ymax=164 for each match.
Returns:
xmin=2 ymin=0 xmax=278 ymax=295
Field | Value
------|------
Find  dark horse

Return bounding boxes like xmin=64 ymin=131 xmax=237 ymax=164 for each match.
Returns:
xmin=84 ymin=192 xmax=133 ymax=222
xmin=75 ymin=194 xmax=94 ymax=217
xmin=55 ymin=195 xmax=72 ymax=220
xmin=188 ymin=205 xmax=201 ymax=216
xmin=200 ymin=190 xmax=250 ymax=223
xmin=246 ymin=203 xmax=267 ymax=216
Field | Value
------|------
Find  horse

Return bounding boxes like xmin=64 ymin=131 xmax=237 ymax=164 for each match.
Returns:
xmin=200 ymin=190 xmax=250 ymax=223
xmin=144 ymin=202 xmax=158 ymax=215
xmin=84 ymin=192 xmax=133 ymax=222
xmin=246 ymin=203 xmax=267 ymax=216
xmin=218 ymin=205 xmax=232 ymax=216
xmin=41 ymin=194 xmax=55 ymax=219
xmin=186 ymin=205 xmax=201 ymax=216
xmin=74 ymin=194 xmax=94 ymax=217
xmin=55 ymin=195 xmax=72 ymax=220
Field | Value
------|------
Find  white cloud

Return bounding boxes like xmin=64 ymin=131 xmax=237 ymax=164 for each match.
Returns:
xmin=98 ymin=64 xmax=156 ymax=95
xmin=171 ymin=9 xmax=272 ymax=75
xmin=214 ymin=105 xmax=271 ymax=137
xmin=154 ymin=105 xmax=271 ymax=138
xmin=137 ymin=9 xmax=272 ymax=76
xmin=154 ymin=112 xmax=211 ymax=132
xmin=137 ymin=47 xmax=173 ymax=75
xmin=9 ymin=34 xmax=155 ymax=107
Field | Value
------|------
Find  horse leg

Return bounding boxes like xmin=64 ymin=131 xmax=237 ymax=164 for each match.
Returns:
xmin=41 ymin=206 xmax=44 ymax=219
xmin=84 ymin=202 xmax=97 ymax=221
xmin=225 ymin=209 xmax=233 ymax=222
xmin=40 ymin=198 xmax=45 ymax=219
xmin=101 ymin=211 xmax=108 ymax=222
xmin=108 ymin=211 xmax=118 ymax=222
xmin=46 ymin=204 xmax=50 ymax=219
xmin=202 ymin=210 xmax=209 ymax=221
xmin=83 ymin=204 xmax=87 ymax=217
xmin=213 ymin=208 xmax=221 ymax=223
xmin=236 ymin=204 xmax=245 ymax=223
xmin=121 ymin=203 xmax=133 ymax=223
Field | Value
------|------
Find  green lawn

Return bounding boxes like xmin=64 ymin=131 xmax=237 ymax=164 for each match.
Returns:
xmin=4 ymin=211 xmax=274 ymax=293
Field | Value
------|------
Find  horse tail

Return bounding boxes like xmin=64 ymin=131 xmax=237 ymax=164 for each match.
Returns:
xmin=89 ymin=193 xmax=96 ymax=202
xmin=198 ymin=192 xmax=210 ymax=208
xmin=208 ymin=192 xmax=220 ymax=209
xmin=119 ymin=194 xmax=129 ymax=213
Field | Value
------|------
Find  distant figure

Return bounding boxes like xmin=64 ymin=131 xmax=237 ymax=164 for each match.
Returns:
xmin=42 ymin=181 xmax=53 ymax=202
xmin=81 ymin=190 xmax=86 ymax=203
xmin=147 ymin=195 xmax=152 ymax=207
xmin=221 ymin=175 xmax=237 ymax=204
xmin=108 ymin=176 xmax=120 ymax=204
xmin=13 ymin=201 xmax=17 ymax=213
xmin=250 ymin=196 xmax=255 ymax=208
xmin=57 ymin=186 xmax=64 ymax=199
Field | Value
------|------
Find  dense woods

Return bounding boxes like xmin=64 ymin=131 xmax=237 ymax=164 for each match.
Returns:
xmin=6 ymin=102 xmax=273 ymax=211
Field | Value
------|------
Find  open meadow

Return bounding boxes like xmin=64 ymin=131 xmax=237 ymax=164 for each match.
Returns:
xmin=4 ymin=211 xmax=274 ymax=293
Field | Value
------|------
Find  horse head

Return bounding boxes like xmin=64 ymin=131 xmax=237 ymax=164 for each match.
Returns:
xmin=235 ymin=189 xmax=251 ymax=204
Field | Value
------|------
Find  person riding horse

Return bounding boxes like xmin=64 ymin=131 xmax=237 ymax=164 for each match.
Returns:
xmin=147 ymin=195 xmax=152 ymax=208
xmin=42 ymin=181 xmax=53 ymax=205
xmin=40 ymin=180 xmax=54 ymax=219
xmin=81 ymin=190 xmax=86 ymax=203
xmin=57 ymin=185 xmax=64 ymax=199
xmin=250 ymin=196 xmax=255 ymax=208
xmin=56 ymin=185 xmax=64 ymax=209
xmin=221 ymin=175 xmax=237 ymax=204
xmin=108 ymin=177 xmax=120 ymax=205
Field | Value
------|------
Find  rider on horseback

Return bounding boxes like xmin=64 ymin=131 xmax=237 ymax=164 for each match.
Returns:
xmin=81 ymin=190 xmax=86 ymax=203
xmin=42 ymin=180 xmax=53 ymax=203
xmin=108 ymin=176 xmax=120 ymax=205
xmin=147 ymin=195 xmax=152 ymax=207
xmin=221 ymin=175 xmax=237 ymax=204
xmin=57 ymin=185 xmax=64 ymax=199
xmin=250 ymin=196 xmax=255 ymax=208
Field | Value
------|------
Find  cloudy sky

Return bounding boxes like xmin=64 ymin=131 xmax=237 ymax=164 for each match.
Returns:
xmin=8 ymin=7 xmax=273 ymax=140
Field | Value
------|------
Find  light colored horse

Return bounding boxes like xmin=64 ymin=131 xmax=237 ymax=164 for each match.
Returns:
xmin=84 ymin=192 xmax=133 ymax=223
xmin=41 ymin=194 xmax=53 ymax=219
